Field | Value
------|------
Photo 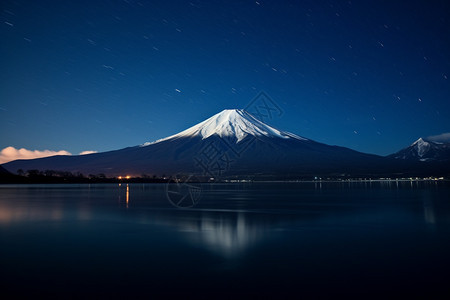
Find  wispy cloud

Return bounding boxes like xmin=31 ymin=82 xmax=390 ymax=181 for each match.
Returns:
xmin=426 ymin=132 xmax=450 ymax=143
xmin=0 ymin=147 xmax=71 ymax=164
xmin=0 ymin=147 xmax=99 ymax=164
xmin=79 ymin=150 xmax=97 ymax=155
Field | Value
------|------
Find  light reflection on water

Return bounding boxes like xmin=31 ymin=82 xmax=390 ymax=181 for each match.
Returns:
xmin=423 ymin=196 xmax=436 ymax=225
xmin=1 ymin=182 xmax=450 ymax=297
xmin=149 ymin=211 xmax=270 ymax=257
xmin=0 ymin=182 xmax=449 ymax=255
xmin=197 ymin=213 xmax=260 ymax=256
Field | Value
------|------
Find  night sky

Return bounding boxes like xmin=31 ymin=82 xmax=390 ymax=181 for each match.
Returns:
xmin=1 ymin=0 xmax=449 ymax=161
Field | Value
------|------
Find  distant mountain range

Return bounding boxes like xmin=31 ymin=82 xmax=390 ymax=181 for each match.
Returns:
xmin=388 ymin=137 xmax=450 ymax=162
xmin=2 ymin=109 xmax=449 ymax=179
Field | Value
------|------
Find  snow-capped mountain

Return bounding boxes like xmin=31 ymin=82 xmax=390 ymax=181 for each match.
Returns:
xmin=389 ymin=137 xmax=450 ymax=162
xmin=142 ymin=109 xmax=306 ymax=145
xmin=3 ymin=109 xmax=445 ymax=178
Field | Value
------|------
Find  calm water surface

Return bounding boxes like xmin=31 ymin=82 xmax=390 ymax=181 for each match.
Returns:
xmin=1 ymin=182 xmax=449 ymax=298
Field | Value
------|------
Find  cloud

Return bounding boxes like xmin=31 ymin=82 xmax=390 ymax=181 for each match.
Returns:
xmin=0 ymin=147 xmax=72 ymax=164
xmin=79 ymin=150 xmax=97 ymax=155
xmin=426 ymin=132 xmax=450 ymax=143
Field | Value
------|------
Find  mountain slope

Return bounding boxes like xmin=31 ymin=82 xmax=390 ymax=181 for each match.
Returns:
xmin=142 ymin=109 xmax=306 ymax=145
xmin=3 ymin=109 xmax=440 ymax=178
xmin=389 ymin=138 xmax=450 ymax=162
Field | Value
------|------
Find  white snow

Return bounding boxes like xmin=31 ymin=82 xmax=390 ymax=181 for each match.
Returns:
xmin=412 ymin=138 xmax=431 ymax=157
xmin=142 ymin=109 xmax=308 ymax=146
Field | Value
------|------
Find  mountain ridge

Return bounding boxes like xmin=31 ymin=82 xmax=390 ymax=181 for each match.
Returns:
xmin=2 ymin=109 xmax=449 ymax=178
xmin=142 ymin=109 xmax=307 ymax=146
xmin=389 ymin=137 xmax=450 ymax=162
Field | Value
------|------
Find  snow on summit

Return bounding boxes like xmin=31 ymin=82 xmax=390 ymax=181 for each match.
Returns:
xmin=390 ymin=136 xmax=450 ymax=162
xmin=412 ymin=138 xmax=431 ymax=157
xmin=143 ymin=109 xmax=307 ymax=146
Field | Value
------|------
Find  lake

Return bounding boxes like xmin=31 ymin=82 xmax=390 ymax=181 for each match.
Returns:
xmin=1 ymin=181 xmax=449 ymax=298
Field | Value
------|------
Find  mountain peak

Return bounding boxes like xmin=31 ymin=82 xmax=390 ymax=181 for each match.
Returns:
xmin=412 ymin=137 xmax=431 ymax=157
xmin=143 ymin=109 xmax=307 ymax=146
xmin=218 ymin=108 xmax=243 ymax=113
xmin=413 ymin=137 xmax=427 ymax=144
xmin=391 ymin=136 xmax=450 ymax=161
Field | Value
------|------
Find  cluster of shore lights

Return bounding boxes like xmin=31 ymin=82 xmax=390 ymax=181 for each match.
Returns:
xmin=117 ymin=176 xmax=131 ymax=180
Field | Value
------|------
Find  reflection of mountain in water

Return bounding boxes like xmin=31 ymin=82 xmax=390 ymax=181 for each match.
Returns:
xmin=198 ymin=213 xmax=260 ymax=256
xmin=146 ymin=210 xmax=276 ymax=257
xmin=2 ymin=182 xmax=450 ymax=258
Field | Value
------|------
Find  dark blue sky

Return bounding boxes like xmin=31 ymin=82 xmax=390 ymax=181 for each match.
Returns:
xmin=1 ymin=0 xmax=449 ymax=156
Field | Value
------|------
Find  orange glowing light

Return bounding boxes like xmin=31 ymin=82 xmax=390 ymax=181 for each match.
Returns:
xmin=118 ymin=176 xmax=122 ymax=180
xmin=126 ymin=175 xmax=131 ymax=179
xmin=126 ymin=184 xmax=129 ymax=208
